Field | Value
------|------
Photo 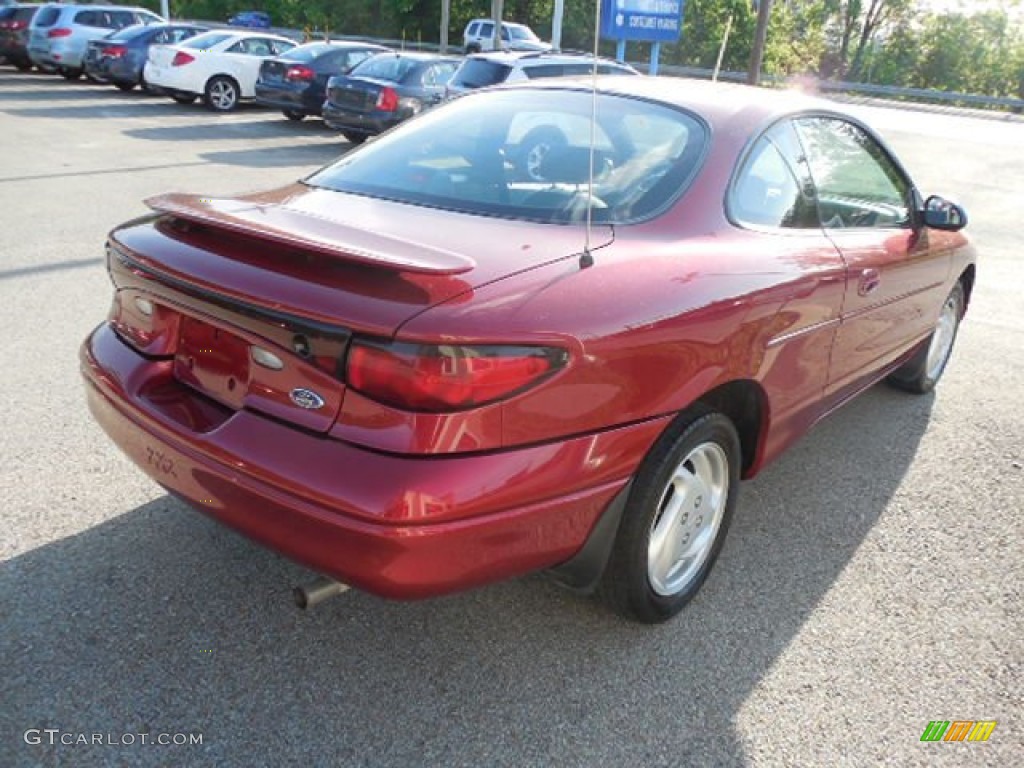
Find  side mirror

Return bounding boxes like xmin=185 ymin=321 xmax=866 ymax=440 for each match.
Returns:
xmin=922 ymin=195 xmax=968 ymax=231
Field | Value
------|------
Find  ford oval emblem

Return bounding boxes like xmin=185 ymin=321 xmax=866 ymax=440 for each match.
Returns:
xmin=290 ymin=388 xmax=325 ymax=410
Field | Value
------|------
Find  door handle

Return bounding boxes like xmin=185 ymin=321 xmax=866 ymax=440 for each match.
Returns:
xmin=858 ymin=268 xmax=881 ymax=296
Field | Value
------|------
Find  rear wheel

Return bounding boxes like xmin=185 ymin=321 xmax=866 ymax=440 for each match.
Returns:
xmin=887 ymin=282 xmax=964 ymax=394
xmin=15 ymin=60 xmax=32 ymax=72
xmin=342 ymin=131 xmax=367 ymax=145
xmin=171 ymin=93 xmax=197 ymax=105
xmin=600 ymin=407 xmax=741 ymax=623
xmin=59 ymin=67 xmax=83 ymax=80
xmin=204 ymin=75 xmax=240 ymax=112
xmin=283 ymin=109 xmax=305 ymax=121
xmin=115 ymin=81 xmax=136 ymax=92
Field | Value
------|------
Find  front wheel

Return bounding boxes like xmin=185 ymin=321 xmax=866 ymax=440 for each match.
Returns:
xmin=204 ymin=76 xmax=240 ymax=112
xmin=887 ymin=282 xmax=964 ymax=394
xmin=60 ymin=67 xmax=83 ymax=80
xmin=283 ymin=109 xmax=305 ymax=122
xmin=600 ymin=407 xmax=741 ymax=623
xmin=341 ymin=131 xmax=367 ymax=145
xmin=114 ymin=81 xmax=136 ymax=92
xmin=171 ymin=93 xmax=197 ymax=105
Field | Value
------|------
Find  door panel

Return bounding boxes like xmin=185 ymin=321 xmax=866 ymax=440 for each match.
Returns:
xmin=793 ymin=116 xmax=951 ymax=395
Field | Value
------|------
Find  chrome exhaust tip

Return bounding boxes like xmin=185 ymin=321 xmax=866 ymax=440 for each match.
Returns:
xmin=293 ymin=577 xmax=349 ymax=610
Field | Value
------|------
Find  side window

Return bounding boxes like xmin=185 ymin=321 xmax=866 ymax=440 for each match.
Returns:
xmin=270 ymin=39 xmax=294 ymax=55
xmin=108 ymin=11 xmax=136 ymax=30
xmin=74 ymin=11 xmax=98 ymax=26
xmin=422 ymin=62 xmax=456 ymax=87
xmin=246 ymin=38 xmax=272 ymax=56
xmin=731 ymin=121 xmax=819 ymax=230
xmin=795 ymin=116 xmax=911 ymax=229
xmin=151 ymin=30 xmax=169 ymax=44
xmin=226 ymin=39 xmax=248 ymax=54
xmin=479 ymin=22 xmax=493 ymax=38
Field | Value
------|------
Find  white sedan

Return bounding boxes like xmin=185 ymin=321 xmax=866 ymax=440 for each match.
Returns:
xmin=145 ymin=30 xmax=296 ymax=111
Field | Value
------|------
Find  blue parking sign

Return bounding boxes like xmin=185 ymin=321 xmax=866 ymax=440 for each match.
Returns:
xmin=600 ymin=0 xmax=686 ymax=43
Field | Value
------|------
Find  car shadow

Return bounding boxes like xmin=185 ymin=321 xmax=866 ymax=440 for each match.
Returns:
xmin=200 ymin=142 xmax=352 ymax=168
xmin=123 ymin=116 xmax=339 ymax=142
xmin=2 ymin=385 xmax=933 ymax=766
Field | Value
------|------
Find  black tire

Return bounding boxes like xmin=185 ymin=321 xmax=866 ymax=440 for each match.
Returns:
xmin=465 ymin=43 xmax=481 ymax=54
xmin=342 ymin=131 xmax=367 ymax=145
xmin=204 ymin=75 xmax=240 ymax=112
xmin=114 ymin=81 xmax=136 ymax=92
xmin=171 ymin=93 xmax=197 ymax=105
xmin=283 ymin=109 xmax=306 ymax=122
xmin=517 ymin=126 xmax=568 ymax=182
xmin=60 ymin=67 xmax=83 ymax=80
xmin=600 ymin=407 xmax=741 ymax=623
xmin=887 ymin=281 xmax=964 ymax=394
xmin=15 ymin=60 xmax=32 ymax=72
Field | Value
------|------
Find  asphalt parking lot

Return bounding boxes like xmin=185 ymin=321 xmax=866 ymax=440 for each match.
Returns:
xmin=1 ymin=71 xmax=1021 ymax=767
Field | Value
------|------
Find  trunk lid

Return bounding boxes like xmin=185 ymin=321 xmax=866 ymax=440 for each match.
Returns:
xmin=259 ymin=57 xmax=286 ymax=83
xmin=109 ymin=184 xmax=611 ymax=433
xmin=147 ymin=43 xmax=176 ymax=68
xmin=326 ymin=76 xmax=391 ymax=112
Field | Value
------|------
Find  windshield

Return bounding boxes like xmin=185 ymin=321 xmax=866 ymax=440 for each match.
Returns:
xmin=307 ymin=88 xmax=706 ymax=225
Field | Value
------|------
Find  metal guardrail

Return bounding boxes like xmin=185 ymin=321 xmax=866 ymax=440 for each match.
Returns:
xmin=656 ymin=64 xmax=1024 ymax=112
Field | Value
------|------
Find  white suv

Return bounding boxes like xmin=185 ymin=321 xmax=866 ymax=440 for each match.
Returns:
xmin=27 ymin=2 xmax=162 ymax=78
xmin=462 ymin=19 xmax=549 ymax=53
xmin=446 ymin=50 xmax=637 ymax=98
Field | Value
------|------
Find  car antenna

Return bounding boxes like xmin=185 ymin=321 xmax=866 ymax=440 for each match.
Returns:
xmin=580 ymin=0 xmax=601 ymax=270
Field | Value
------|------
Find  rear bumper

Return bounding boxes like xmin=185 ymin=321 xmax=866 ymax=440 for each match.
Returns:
xmin=81 ymin=323 xmax=655 ymax=599
xmin=322 ymin=103 xmax=402 ymax=136
xmin=254 ymin=83 xmax=321 ymax=114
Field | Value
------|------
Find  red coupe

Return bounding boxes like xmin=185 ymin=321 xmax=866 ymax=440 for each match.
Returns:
xmin=80 ymin=78 xmax=975 ymax=622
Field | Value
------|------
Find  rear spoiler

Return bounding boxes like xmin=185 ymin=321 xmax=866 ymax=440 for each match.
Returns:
xmin=145 ymin=193 xmax=476 ymax=275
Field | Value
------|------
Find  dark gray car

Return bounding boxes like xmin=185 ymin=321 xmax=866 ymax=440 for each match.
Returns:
xmin=83 ymin=23 xmax=206 ymax=91
xmin=322 ymin=51 xmax=459 ymax=144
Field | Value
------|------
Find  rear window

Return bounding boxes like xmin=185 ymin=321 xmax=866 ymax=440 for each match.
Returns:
xmin=108 ymin=24 xmax=149 ymax=41
xmin=181 ymin=31 xmax=232 ymax=49
xmin=450 ymin=59 xmax=512 ymax=88
xmin=350 ymin=54 xmax=417 ymax=83
xmin=307 ymin=88 xmax=707 ymax=225
xmin=14 ymin=8 xmax=39 ymax=23
xmin=279 ymin=43 xmax=334 ymax=62
xmin=34 ymin=6 xmax=60 ymax=27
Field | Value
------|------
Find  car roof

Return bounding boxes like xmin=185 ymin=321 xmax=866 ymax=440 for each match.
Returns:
xmin=517 ymin=75 xmax=833 ymax=127
xmin=470 ymin=50 xmax=618 ymax=65
xmin=366 ymin=50 xmax=458 ymax=62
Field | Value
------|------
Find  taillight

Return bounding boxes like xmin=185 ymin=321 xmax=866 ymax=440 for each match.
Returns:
xmin=346 ymin=340 xmax=567 ymax=412
xmin=171 ymin=51 xmax=194 ymax=66
xmin=103 ymin=44 xmax=127 ymax=58
xmin=0 ymin=21 xmax=11 ymax=30
xmin=109 ymin=292 xmax=180 ymax=357
xmin=375 ymin=86 xmax=399 ymax=112
xmin=285 ymin=64 xmax=315 ymax=82
xmin=47 ymin=27 xmax=72 ymax=38
xmin=12 ymin=20 xmax=28 ymax=30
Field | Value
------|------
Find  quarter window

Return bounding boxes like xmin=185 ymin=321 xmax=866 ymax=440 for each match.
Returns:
xmin=730 ymin=122 xmax=819 ymax=230
xmin=795 ymin=117 xmax=910 ymax=229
